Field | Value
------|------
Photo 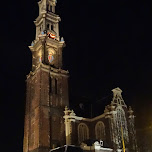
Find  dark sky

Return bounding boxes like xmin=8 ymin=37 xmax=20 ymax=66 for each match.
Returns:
xmin=0 ymin=0 xmax=152 ymax=151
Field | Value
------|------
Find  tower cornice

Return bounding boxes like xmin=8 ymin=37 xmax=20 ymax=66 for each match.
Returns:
xmin=26 ymin=63 xmax=69 ymax=80
xmin=29 ymin=35 xmax=65 ymax=52
xmin=34 ymin=12 xmax=60 ymax=26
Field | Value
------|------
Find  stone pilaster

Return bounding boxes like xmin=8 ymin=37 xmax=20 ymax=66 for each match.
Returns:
xmin=128 ymin=106 xmax=138 ymax=152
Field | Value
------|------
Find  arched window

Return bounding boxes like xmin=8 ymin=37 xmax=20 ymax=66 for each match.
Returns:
xmin=47 ymin=4 xmax=49 ymax=11
xmin=51 ymin=25 xmax=54 ymax=31
xmin=55 ymin=78 xmax=57 ymax=94
xmin=115 ymin=107 xmax=129 ymax=145
xmin=95 ymin=121 xmax=105 ymax=140
xmin=78 ymin=123 xmax=89 ymax=143
xmin=47 ymin=24 xmax=50 ymax=30
xmin=50 ymin=5 xmax=52 ymax=12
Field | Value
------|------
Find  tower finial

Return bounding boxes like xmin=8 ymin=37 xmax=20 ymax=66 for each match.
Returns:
xmin=111 ymin=87 xmax=126 ymax=107
xmin=38 ymin=0 xmax=57 ymax=15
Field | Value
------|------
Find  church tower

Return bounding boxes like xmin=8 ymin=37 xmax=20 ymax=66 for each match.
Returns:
xmin=23 ymin=0 xmax=69 ymax=152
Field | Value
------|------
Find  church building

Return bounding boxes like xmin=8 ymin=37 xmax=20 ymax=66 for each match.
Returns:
xmin=23 ymin=0 xmax=138 ymax=152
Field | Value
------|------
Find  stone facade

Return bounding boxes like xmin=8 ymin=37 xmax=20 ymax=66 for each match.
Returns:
xmin=63 ymin=88 xmax=138 ymax=152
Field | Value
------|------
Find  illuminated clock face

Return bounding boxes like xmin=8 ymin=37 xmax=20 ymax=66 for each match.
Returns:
xmin=48 ymin=48 xmax=55 ymax=63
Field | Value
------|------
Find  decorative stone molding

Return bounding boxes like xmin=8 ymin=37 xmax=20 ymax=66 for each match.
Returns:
xmin=64 ymin=107 xmax=75 ymax=145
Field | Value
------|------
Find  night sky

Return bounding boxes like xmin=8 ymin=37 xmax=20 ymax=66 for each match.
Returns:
xmin=0 ymin=0 xmax=152 ymax=151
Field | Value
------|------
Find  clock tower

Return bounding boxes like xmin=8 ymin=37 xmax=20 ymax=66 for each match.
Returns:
xmin=23 ymin=0 xmax=69 ymax=152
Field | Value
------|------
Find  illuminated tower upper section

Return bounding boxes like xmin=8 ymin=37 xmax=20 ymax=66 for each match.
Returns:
xmin=35 ymin=0 xmax=60 ymax=40
xmin=29 ymin=0 xmax=65 ymax=71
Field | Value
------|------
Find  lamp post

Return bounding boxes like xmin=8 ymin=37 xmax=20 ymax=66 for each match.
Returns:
xmin=121 ymin=125 xmax=126 ymax=152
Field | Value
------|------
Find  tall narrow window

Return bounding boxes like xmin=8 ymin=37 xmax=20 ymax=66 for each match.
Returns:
xmin=95 ymin=121 xmax=105 ymax=140
xmin=47 ymin=24 xmax=50 ymax=30
xmin=47 ymin=4 xmax=49 ymax=11
xmin=55 ymin=78 xmax=57 ymax=94
xmin=50 ymin=5 xmax=52 ymax=12
xmin=49 ymin=77 xmax=52 ymax=93
xmin=51 ymin=25 xmax=54 ymax=31
xmin=78 ymin=123 xmax=89 ymax=143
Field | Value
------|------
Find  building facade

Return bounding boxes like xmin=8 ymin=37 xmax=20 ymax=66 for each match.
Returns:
xmin=23 ymin=1 xmax=138 ymax=152
xmin=64 ymin=88 xmax=138 ymax=152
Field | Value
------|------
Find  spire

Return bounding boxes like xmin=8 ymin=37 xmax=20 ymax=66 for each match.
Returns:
xmin=34 ymin=0 xmax=61 ymax=41
xmin=38 ymin=0 xmax=57 ymax=14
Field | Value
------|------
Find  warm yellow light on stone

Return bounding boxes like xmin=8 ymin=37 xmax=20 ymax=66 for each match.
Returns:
xmin=38 ymin=51 xmax=42 ymax=57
